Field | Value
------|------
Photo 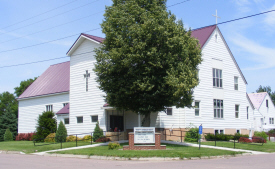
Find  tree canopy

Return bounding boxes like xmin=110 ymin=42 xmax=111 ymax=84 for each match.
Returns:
xmin=14 ymin=77 xmax=37 ymax=98
xmin=0 ymin=91 xmax=18 ymax=117
xmin=256 ymin=85 xmax=275 ymax=105
xmin=94 ymin=0 xmax=202 ymax=119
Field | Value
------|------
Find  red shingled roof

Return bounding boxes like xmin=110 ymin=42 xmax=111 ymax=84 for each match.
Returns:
xmin=191 ymin=25 xmax=216 ymax=48
xmin=18 ymin=61 xmax=70 ymax=99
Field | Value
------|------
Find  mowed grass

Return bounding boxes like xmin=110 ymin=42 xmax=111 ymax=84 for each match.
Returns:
xmin=55 ymin=143 xmax=242 ymax=159
xmin=201 ymin=141 xmax=275 ymax=152
xmin=0 ymin=141 xmax=92 ymax=154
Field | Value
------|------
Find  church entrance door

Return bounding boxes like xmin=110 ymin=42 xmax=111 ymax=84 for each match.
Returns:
xmin=110 ymin=115 xmax=124 ymax=132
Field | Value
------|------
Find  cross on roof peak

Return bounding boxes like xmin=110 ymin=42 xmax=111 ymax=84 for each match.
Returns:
xmin=212 ymin=10 xmax=221 ymax=25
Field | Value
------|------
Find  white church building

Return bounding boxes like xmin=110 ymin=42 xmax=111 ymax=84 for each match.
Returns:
xmin=18 ymin=25 xmax=257 ymax=139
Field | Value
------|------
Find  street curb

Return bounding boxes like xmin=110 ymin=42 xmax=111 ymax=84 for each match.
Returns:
xmin=42 ymin=152 xmax=253 ymax=161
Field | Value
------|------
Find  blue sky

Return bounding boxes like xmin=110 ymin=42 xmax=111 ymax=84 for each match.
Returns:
xmin=0 ymin=0 xmax=274 ymax=95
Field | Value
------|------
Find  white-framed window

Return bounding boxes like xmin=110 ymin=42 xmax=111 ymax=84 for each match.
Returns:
xmin=166 ymin=108 xmax=173 ymax=116
xmin=214 ymin=99 xmax=223 ymax=118
xmin=236 ymin=129 xmax=240 ymax=134
xmin=247 ymin=106 xmax=249 ymax=120
xmin=269 ymin=118 xmax=274 ymax=124
xmin=234 ymin=77 xmax=238 ymax=90
xmin=64 ymin=118 xmax=69 ymax=125
xmin=235 ymin=105 xmax=239 ymax=118
xmin=266 ymin=100 xmax=269 ymax=107
xmin=63 ymin=103 xmax=68 ymax=107
xmin=215 ymin=129 xmax=224 ymax=134
xmin=213 ymin=68 xmax=223 ymax=88
xmin=77 ymin=116 xmax=83 ymax=124
xmin=46 ymin=105 xmax=53 ymax=112
xmin=195 ymin=101 xmax=200 ymax=116
xmin=91 ymin=115 xmax=98 ymax=123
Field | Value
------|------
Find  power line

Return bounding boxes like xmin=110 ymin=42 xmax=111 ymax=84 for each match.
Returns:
xmin=0 ymin=0 xmax=101 ymax=36
xmin=0 ymin=51 xmax=95 ymax=69
xmin=0 ymin=0 xmax=79 ymax=30
xmin=0 ymin=28 xmax=101 ymax=54
xmin=0 ymin=10 xmax=104 ymax=44
xmin=167 ymin=0 xmax=192 ymax=8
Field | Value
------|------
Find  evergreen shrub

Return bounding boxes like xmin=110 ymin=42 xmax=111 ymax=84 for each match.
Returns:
xmin=82 ymin=135 xmax=92 ymax=142
xmin=93 ymin=121 xmax=103 ymax=142
xmin=4 ymin=128 xmax=13 ymax=141
xmin=233 ymin=133 xmax=249 ymax=140
xmin=205 ymin=133 xmax=232 ymax=141
xmin=44 ymin=133 xmax=56 ymax=142
xmin=34 ymin=111 xmax=56 ymax=140
xmin=184 ymin=128 xmax=199 ymax=142
xmin=108 ymin=142 xmax=120 ymax=150
xmin=55 ymin=121 xmax=67 ymax=143
xmin=254 ymin=131 xmax=268 ymax=141
xmin=0 ymin=106 xmax=18 ymax=141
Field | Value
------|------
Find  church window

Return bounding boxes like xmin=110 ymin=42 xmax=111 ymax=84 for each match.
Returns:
xmin=46 ymin=105 xmax=53 ymax=112
xmin=236 ymin=130 xmax=240 ymax=134
xmin=215 ymin=129 xmax=224 ymax=134
xmin=214 ymin=99 xmax=223 ymax=118
xmin=266 ymin=100 xmax=269 ymax=107
xmin=77 ymin=116 xmax=83 ymax=124
xmin=195 ymin=101 xmax=200 ymax=116
xmin=166 ymin=108 xmax=172 ymax=115
xmin=247 ymin=106 xmax=249 ymax=120
xmin=64 ymin=118 xmax=69 ymax=125
xmin=234 ymin=77 xmax=238 ymax=90
xmin=213 ymin=68 xmax=222 ymax=88
xmin=235 ymin=105 xmax=239 ymax=118
xmin=63 ymin=103 xmax=68 ymax=107
xmin=269 ymin=118 xmax=274 ymax=124
xmin=91 ymin=115 xmax=98 ymax=123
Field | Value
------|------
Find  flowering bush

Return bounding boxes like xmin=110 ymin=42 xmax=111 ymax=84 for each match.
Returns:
xmin=16 ymin=133 xmax=35 ymax=141
xmin=82 ymin=135 xmax=92 ymax=142
xmin=238 ymin=137 xmax=252 ymax=143
xmin=44 ymin=133 xmax=55 ymax=142
xmin=66 ymin=135 xmax=83 ymax=142
xmin=95 ymin=136 xmax=111 ymax=142
xmin=252 ymin=136 xmax=266 ymax=143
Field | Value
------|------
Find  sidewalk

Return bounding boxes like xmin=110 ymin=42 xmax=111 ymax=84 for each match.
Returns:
xmin=32 ymin=140 xmax=129 ymax=156
xmin=161 ymin=140 xmax=268 ymax=155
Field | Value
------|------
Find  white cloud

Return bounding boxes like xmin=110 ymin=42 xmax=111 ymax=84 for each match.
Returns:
xmin=232 ymin=0 xmax=252 ymax=13
xmin=263 ymin=4 xmax=275 ymax=27
xmin=229 ymin=34 xmax=275 ymax=70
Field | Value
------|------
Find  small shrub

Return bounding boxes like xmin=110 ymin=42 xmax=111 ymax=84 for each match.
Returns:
xmin=252 ymin=136 xmax=266 ymax=143
xmin=204 ymin=133 xmax=232 ymax=141
xmin=44 ymin=133 xmax=56 ymax=142
xmin=184 ymin=128 xmax=199 ymax=142
xmin=66 ymin=135 xmax=76 ymax=142
xmin=108 ymin=142 xmax=120 ymax=150
xmin=233 ymin=133 xmax=249 ymax=140
xmin=268 ymin=129 xmax=275 ymax=134
xmin=254 ymin=131 xmax=268 ymax=141
xmin=96 ymin=136 xmax=111 ymax=142
xmin=55 ymin=121 xmax=67 ymax=143
xmin=16 ymin=133 xmax=35 ymax=141
xmin=239 ymin=137 xmax=252 ymax=143
xmin=4 ymin=128 xmax=13 ymax=141
xmin=82 ymin=135 xmax=92 ymax=142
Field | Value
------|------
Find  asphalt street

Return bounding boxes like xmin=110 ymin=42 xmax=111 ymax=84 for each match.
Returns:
xmin=1 ymin=153 xmax=275 ymax=169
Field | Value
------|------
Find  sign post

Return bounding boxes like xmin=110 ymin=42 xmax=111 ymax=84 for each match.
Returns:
xmin=199 ymin=124 xmax=203 ymax=150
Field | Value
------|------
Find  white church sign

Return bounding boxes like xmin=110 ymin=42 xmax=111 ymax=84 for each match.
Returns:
xmin=134 ymin=127 xmax=155 ymax=144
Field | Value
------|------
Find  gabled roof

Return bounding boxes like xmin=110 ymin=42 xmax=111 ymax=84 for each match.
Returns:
xmin=56 ymin=103 xmax=69 ymax=115
xmin=191 ymin=25 xmax=217 ymax=48
xmin=18 ymin=61 xmax=70 ymax=100
xmin=248 ymin=92 xmax=267 ymax=110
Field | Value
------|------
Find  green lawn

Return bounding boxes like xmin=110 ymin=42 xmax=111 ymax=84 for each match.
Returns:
xmin=0 ymin=141 xmax=92 ymax=154
xmin=201 ymin=141 xmax=275 ymax=152
xmin=55 ymin=143 xmax=242 ymax=159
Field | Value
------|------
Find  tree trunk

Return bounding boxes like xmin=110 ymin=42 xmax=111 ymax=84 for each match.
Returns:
xmin=142 ymin=113 xmax=150 ymax=127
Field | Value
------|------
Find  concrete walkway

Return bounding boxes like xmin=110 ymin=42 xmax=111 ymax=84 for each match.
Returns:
xmin=32 ymin=140 xmax=129 ymax=155
xmin=161 ymin=140 xmax=268 ymax=155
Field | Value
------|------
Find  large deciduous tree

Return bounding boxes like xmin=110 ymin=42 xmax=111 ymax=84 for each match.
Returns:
xmin=14 ymin=77 xmax=37 ymax=98
xmin=94 ymin=0 xmax=202 ymax=125
xmin=0 ymin=91 xmax=18 ymax=117
xmin=256 ymin=85 xmax=275 ymax=105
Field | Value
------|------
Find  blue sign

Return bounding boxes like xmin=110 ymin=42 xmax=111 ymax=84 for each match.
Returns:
xmin=199 ymin=126 xmax=203 ymax=134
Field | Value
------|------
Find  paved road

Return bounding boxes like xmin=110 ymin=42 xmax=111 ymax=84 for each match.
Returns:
xmin=1 ymin=153 xmax=275 ymax=169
